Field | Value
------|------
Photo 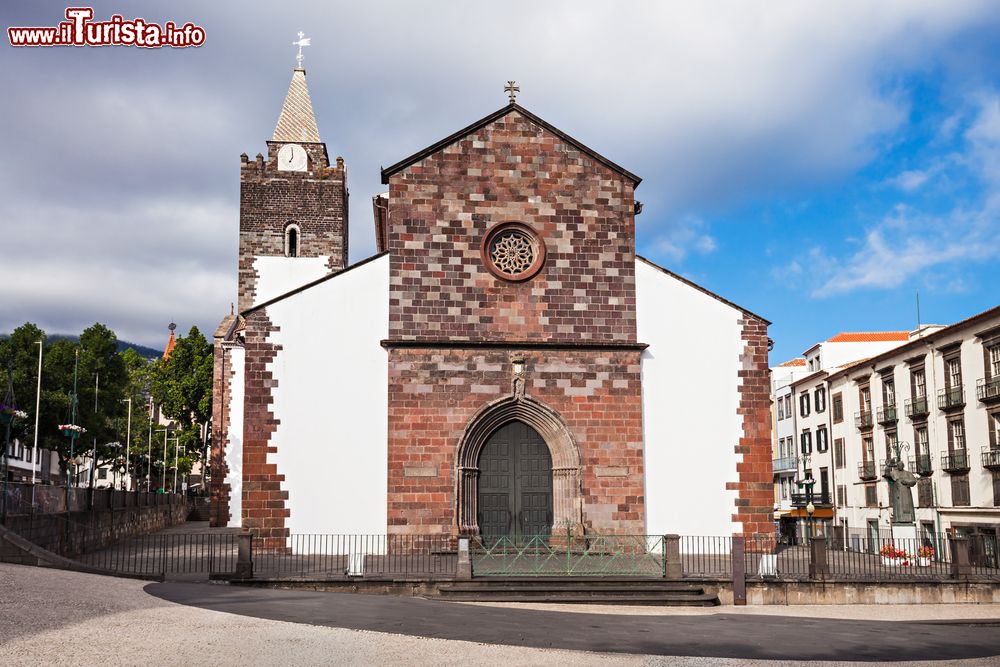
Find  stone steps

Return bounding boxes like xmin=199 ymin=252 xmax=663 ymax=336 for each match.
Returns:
xmin=437 ymin=578 xmax=720 ymax=606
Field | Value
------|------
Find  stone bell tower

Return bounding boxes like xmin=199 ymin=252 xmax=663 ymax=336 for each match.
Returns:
xmin=237 ymin=65 xmax=348 ymax=312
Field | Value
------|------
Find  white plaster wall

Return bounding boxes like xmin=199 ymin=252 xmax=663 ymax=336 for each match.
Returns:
xmin=225 ymin=346 xmax=245 ymax=528
xmin=820 ymin=340 xmax=906 ymax=369
xmin=253 ymin=255 xmax=331 ymax=306
xmin=265 ymin=255 xmax=388 ymax=542
xmin=636 ymin=260 xmax=744 ymax=538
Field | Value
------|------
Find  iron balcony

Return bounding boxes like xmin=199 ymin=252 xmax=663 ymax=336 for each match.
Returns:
xmin=904 ymin=396 xmax=929 ymax=419
xmin=855 ymin=410 xmax=874 ymax=430
xmin=982 ymin=447 xmax=1000 ymax=471
xmin=937 ymin=386 xmax=965 ymax=411
xmin=858 ymin=461 xmax=878 ymax=481
xmin=876 ymin=404 xmax=898 ymax=425
xmin=908 ymin=453 xmax=933 ymax=477
xmin=940 ymin=449 xmax=971 ymax=474
xmin=772 ymin=456 xmax=797 ymax=472
xmin=977 ymin=376 xmax=1000 ymax=404
xmin=790 ymin=491 xmax=832 ymax=507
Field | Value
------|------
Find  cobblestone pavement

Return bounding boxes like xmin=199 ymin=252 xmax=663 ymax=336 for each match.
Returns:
xmin=3 ymin=563 xmax=1000 ymax=666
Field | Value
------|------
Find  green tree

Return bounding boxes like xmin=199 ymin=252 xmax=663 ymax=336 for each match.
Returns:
xmin=149 ymin=326 xmax=213 ymax=480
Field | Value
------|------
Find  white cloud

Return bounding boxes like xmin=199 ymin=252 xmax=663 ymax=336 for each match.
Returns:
xmin=809 ymin=92 xmax=1000 ymax=296
xmin=647 ymin=215 xmax=718 ymax=263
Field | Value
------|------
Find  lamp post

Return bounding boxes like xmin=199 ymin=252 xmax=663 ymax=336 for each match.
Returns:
xmin=122 ymin=398 xmax=132 ymax=491
xmin=806 ymin=501 xmax=816 ymax=541
xmin=155 ymin=428 xmax=170 ymax=493
xmin=146 ymin=397 xmax=153 ymax=491
xmin=30 ymin=340 xmax=42 ymax=486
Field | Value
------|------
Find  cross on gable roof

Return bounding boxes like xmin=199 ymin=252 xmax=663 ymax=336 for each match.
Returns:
xmin=380 ymin=103 xmax=641 ymax=185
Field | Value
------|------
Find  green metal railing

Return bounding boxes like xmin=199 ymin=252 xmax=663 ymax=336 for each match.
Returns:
xmin=470 ymin=533 xmax=666 ymax=576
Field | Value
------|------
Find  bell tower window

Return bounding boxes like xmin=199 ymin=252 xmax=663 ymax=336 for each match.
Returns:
xmin=285 ymin=223 xmax=300 ymax=257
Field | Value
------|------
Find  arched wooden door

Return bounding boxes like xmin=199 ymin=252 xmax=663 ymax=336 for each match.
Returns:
xmin=477 ymin=420 xmax=553 ymax=538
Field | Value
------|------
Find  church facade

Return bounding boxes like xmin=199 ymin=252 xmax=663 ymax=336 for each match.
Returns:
xmin=210 ymin=67 xmax=775 ymax=545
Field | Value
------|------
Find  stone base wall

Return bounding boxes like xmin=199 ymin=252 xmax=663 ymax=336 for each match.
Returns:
xmin=709 ymin=579 xmax=1000 ymax=605
xmin=1 ymin=497 xmax=188 ymax=558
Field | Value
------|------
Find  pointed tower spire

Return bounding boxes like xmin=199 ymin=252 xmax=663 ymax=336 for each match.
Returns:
xmin=272 ymin=68 xmax=321 ymax=143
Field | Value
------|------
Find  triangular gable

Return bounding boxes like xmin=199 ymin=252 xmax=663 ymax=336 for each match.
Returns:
xmin=380 ymin=103 xmax=641 ymax=185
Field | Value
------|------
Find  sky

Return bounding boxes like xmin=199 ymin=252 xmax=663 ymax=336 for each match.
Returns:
xmin=2 ymin=1 xmax=999 ymax=363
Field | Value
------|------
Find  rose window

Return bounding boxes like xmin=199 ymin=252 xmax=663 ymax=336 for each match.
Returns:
xmin=481 ymin=222 xmax=546 ymax=281
xmin=490 ymin=231 xmax=535 ymax=276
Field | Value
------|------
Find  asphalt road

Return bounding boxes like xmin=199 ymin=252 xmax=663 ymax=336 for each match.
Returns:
xmin=148 ymin=582 xmax=1000 ymax=662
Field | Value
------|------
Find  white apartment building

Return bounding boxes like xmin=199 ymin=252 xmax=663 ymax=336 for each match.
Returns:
xmin=773 ymin=331 xmax=911 ymax=542
xmin=825 ymin=307 xmax=1000 ymax=561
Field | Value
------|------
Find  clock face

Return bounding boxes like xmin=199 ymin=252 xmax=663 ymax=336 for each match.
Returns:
xmin=277 ymin=143 xmax=308 ymax=172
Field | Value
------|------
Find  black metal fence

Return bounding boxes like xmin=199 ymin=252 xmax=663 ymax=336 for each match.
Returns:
xmin=252 ymin=534 xmax=457 ymax=578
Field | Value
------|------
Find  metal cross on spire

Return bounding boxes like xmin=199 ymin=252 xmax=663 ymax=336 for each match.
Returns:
xmin=292 ymin=31 xmax=311 ymax=69
xmin=505 ymin=80 xmax=520 ymax=104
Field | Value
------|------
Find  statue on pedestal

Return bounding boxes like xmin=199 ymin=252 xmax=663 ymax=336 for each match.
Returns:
xmin=884 ymin=458 xmax=917 ymax=524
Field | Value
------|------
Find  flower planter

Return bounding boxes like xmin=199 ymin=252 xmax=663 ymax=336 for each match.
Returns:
xmin=61 ymin=428 xmax=79 ymax=438
xmin=918 ymin=557 xmax=931 ymax=567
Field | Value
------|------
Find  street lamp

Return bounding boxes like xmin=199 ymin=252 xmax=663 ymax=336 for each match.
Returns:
xmin=122 ymin=397 xmax=132 ymax=491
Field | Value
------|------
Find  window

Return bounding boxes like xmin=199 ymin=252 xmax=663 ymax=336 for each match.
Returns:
xmin=98 ymin=468 xmax=107 ymax=480
xmin=284 ymin=223 xmax=300 ymax=258
xmin=948 ymin=418 xmax=966 ymax=452
xmin=834 ymin=437 xmax=845 ymax=469
xmin=911 ymin=367 xmax=926 ymax=398
xmin=865 ymin=485 xmax=878 ymax=507
xmin=483 ymin=222 xmax=546 ymax=281
xmin=800 ymin=393 xmax=811 ymax=417
xmin=832 ymin=393 xmax=843 ymax=423
xmin=863 ymin=435 xmax=874 ymax=464
xmin=883 ymin=378 xmax=896 ymax=407
xmin=800 ymin=430 xmax=813 ymax=455
xmin=990 ymin=412 xmax=1000 ymax=450
xmin=918 ymin=478 xmax=935 ymax=508
xmin=946 ymin=356 xmax=963 ymax=390
xmin=951 ymin=475 xmax=971 ymax=507
xmin=816 ymin=427 xmax=829 ymax=453
xmin=836 ymin=484 xmax=847 ymax=507
xmin=914 ymin=425 xmax=929 ymax=456
xmin=993 ymin=473 xmax=1000 ymax=507
xmin=784 ymin=395 xmax=792 ymax=419
xmin=780 ymin=478 xmax=788 ymax=500
xmin=860 ymin=386 xmax=871 ymax=414
xmin=814 ymin=387 xmax=826 ymax=413
xmin=989 ymin=344 xmax=1000 ymax=378
xmin=777 ymin=398 xmax=785 ymax=421
xmin=819 ymin=468 xmax=829 ymax=497
xmin=884 ymin=429 xmax=898 ymax=460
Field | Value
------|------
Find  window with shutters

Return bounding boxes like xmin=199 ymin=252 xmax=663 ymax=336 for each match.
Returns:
xmin=836 ymin=484 xmax=847 ymax=507
xmin=860 ymin=385 xmax=872 ymax=414
xmin=815 ymin=387 xmax=826 ymax=413
xmin=832 ymin=392 xmax=843 ymax=423
xmin=948 ymin=418 xmax=966 ymax=452
xmin=863 ymin=435 xmax=874 ymax=464
xmin=865 ymin=484 xmax=878 ymax=507
xmin=777 ymin=398 xmax=785 ymax=421
xmin=800 ymin=430 xmax=812 ymax=455
xmin=834 ymin=437 xmax=845 ymax=469
xmin=951 ymin=475 xmax=971 ymax=506
xmin=816 ymin=426 xmax=829 ymax=453
xmin=946 ymin=356 xmax=963 ymax=390
xmin=911 ymin=366 xmax=926 ymax=398
xmin=800 ymin=393 xmax=810 ymax=417
xmin=993 ymin=473 xmax=1000 ymax=507
xmin=989 ymin=344 xmax=1000 ymax=378
xmin=918 ymin=478 xmax=935 ymax=508
xmin=883 ymin=378 xmax=896 ymax=407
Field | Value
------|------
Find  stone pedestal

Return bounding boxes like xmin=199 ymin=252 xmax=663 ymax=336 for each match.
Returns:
xmin=890 ymin=523 xmax=917 ymax=542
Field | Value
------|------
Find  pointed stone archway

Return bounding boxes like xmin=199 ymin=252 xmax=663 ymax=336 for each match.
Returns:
xmin=456 ymin=396 xmax=582 ymax=536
